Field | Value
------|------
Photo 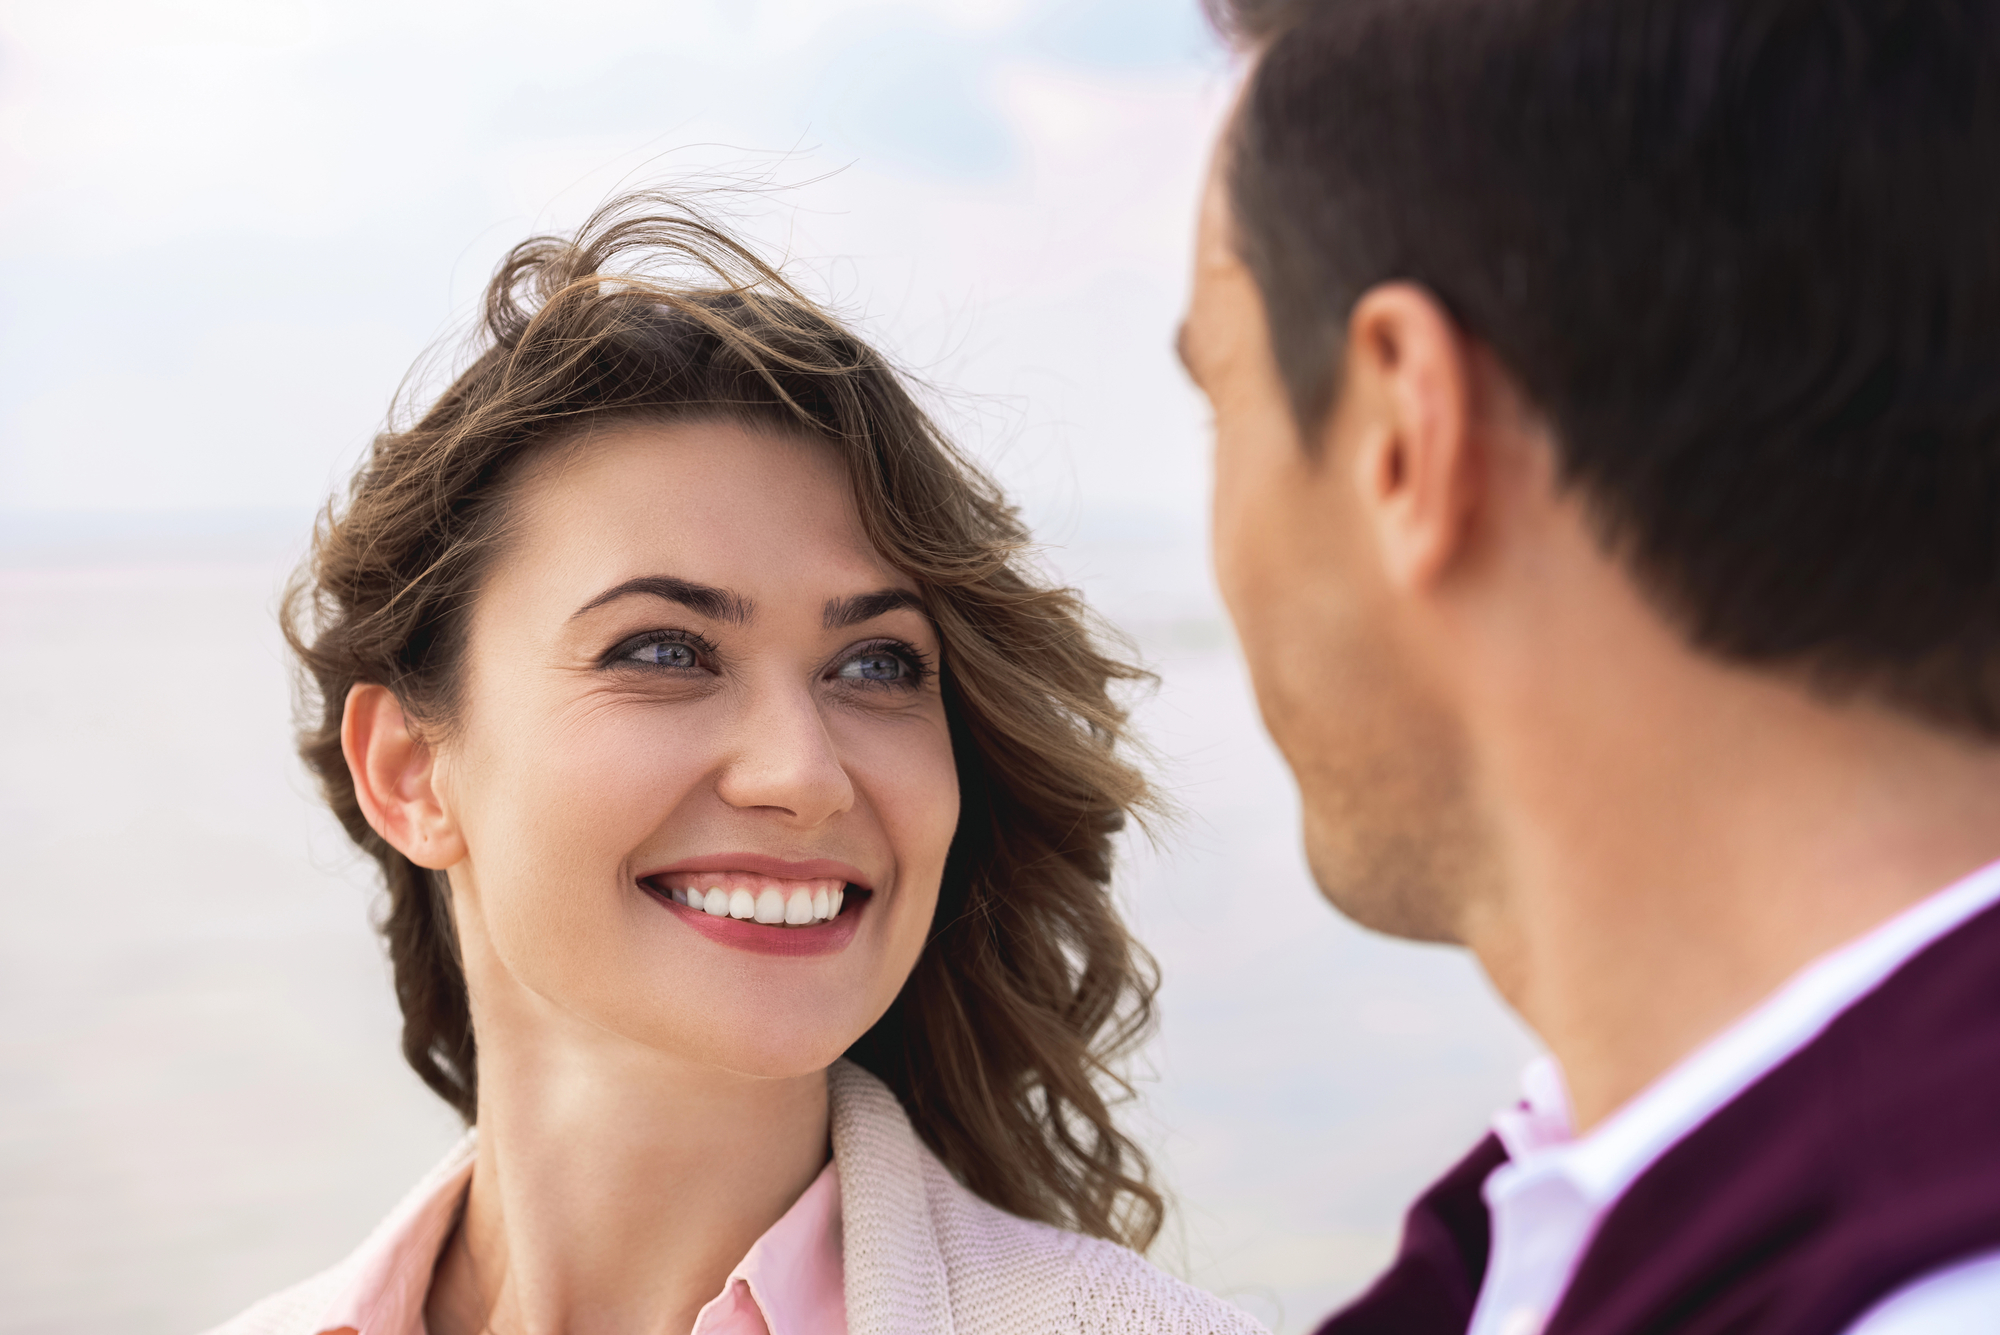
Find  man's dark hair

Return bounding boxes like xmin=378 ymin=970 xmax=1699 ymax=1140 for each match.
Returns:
xmin=1213 ymin=0 xmax=2000 ymax=737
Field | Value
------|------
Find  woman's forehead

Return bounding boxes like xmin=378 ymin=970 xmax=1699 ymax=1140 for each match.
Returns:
xmin=498 ymin=419 xmax=917 ymax=614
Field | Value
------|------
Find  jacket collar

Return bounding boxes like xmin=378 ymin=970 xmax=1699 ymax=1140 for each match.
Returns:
xmin=827 ymin=1060 xmax=956 ymax=1335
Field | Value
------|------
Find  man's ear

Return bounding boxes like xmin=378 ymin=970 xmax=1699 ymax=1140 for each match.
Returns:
xmin=1335 ymin=282 xmax=1482 ymax=591
xmin=341 ymin=683 xmax=464 ymax=871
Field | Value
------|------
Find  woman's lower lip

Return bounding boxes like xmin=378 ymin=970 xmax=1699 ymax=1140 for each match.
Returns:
xmin=643 ymin=884 xmax=866 ymax=957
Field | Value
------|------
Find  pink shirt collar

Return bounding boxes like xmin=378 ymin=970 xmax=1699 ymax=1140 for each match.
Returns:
xmin=317 ymin=1135 xmax=846 ymax=1335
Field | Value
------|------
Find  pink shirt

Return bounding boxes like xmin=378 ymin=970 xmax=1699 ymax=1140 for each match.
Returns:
xmin=315 ymin=1138 xmax=846 ymax=1335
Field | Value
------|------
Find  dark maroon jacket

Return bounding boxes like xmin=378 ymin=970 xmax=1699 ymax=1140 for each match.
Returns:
xmin=1316 ymin=898 xmax=2000 ymax=1335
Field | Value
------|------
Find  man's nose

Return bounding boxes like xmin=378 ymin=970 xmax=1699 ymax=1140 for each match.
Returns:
xmin=712 ymin=681 xmax=855 ymax=827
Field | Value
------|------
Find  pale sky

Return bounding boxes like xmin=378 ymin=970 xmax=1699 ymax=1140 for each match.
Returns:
xmin=0 ymin=0 xmax=1236 ymax=527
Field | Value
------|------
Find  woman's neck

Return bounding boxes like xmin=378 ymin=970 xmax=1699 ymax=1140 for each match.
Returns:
xmin=425 ymin=1007 xmax=831 ymax=1335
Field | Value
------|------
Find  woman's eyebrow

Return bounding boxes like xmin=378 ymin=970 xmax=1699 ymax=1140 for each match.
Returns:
xmin=571 ymin=576 xmax=753 ymax=624
xmin=824 ymin=588 xmax=927 ymax=629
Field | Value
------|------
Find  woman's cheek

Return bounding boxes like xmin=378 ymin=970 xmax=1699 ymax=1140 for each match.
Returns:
xmin=469 ymin=705 xmax=696 ymax=964
xmin=858 ymin=715 xmax=960 ymax=885
xmin=532 ymin=692 xmax=715 ymax=829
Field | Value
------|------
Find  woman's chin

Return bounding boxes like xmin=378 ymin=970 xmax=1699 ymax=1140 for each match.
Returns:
xmin=677 ymin=1027 xmax=862 ymax=1082
xmin=593 ymin=1000 xmax=877 ymax=1082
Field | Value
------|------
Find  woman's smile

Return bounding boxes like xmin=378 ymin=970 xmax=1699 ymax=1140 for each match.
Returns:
xmin=652 ymin=871 xmax=851 ymax=926
xmin=636 ymin=856 xmax=874 ymax=956
xmin=643 ymin=871 xmax=871 ymax=957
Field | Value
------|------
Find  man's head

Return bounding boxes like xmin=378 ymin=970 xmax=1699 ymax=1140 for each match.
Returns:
xmin=1183 ymin=0 xmax=2000 ymax=942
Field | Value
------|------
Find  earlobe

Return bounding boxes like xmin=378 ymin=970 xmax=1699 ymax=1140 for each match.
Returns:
xmin=1343 ymin=282 xmax=1480 ymax=590
xmin=341 ymin=683 xmax=465 ymax=871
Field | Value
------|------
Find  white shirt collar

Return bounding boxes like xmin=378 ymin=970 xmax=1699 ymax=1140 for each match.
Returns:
xmin=1471 ymin=857 xmax=2000 ymax=1335
xmin=1500 ymin=856 xmax=2000 ymax=1203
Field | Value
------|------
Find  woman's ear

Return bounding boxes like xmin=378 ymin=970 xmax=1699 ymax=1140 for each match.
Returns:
xmin=341 ymin=683 xmax=465 ymax=871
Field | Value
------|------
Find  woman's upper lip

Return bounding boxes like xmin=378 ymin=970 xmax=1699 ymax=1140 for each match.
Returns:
xmin=637 ymin=853 xmax=872 ymax=889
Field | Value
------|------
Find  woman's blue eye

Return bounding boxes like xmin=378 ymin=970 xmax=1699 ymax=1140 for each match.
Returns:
xmin=839 ymin=651 xmax=910 ymax=683
xmin=629 ymin=640 xmax=698 ymax=668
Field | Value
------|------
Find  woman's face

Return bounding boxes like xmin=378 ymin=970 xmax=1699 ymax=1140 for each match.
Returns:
xmin=432 ymin=420 xmax=958 ymax=1079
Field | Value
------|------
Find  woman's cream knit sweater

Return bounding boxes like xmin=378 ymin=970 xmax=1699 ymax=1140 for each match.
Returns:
xmin=205 ymin=1060 xmax=1268 ymax=1335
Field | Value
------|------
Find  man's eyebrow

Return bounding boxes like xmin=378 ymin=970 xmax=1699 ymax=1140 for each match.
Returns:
xmin=571 ymin=576 xmax=753 ymax=624
xmin=824 ymin=588 xmax=928 ymax=630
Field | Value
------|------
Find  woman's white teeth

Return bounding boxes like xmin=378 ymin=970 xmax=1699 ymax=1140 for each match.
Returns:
xmin=665 ymin=875 xmax=849 ymax=926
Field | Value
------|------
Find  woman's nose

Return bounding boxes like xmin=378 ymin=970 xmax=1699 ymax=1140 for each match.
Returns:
xmin=713 ymin=684 xmax=855 ymax=826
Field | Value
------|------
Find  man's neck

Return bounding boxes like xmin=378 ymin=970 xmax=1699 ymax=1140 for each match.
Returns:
xmin=1464 ymin=654 xmax=2000 ymax=1134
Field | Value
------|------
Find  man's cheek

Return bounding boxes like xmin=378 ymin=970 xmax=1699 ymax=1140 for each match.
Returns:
xmin=1211 ymin=430 xmax=1262 ymax=594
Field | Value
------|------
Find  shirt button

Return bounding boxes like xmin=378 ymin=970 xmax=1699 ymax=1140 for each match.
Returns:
xmin=1498 ymin=1308 xmax=1544 ymax=1335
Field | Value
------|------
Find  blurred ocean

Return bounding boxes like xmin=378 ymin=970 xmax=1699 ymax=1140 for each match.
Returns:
xmin=0 ymin=510 xmax=1537 ymax=1334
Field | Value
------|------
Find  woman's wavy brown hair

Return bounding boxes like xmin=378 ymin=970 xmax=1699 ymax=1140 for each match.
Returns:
xmin=282 ymin=191 xmax=1165 ymax=1250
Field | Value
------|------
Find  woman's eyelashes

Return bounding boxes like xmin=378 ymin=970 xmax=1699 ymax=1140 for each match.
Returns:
xmin=606 ymin=629 xmax=717 ymax=672
xmin=601 ymin=629 xmax=931 ymax=690
xmin=830 ymin=639 xmax=931 ymax=690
